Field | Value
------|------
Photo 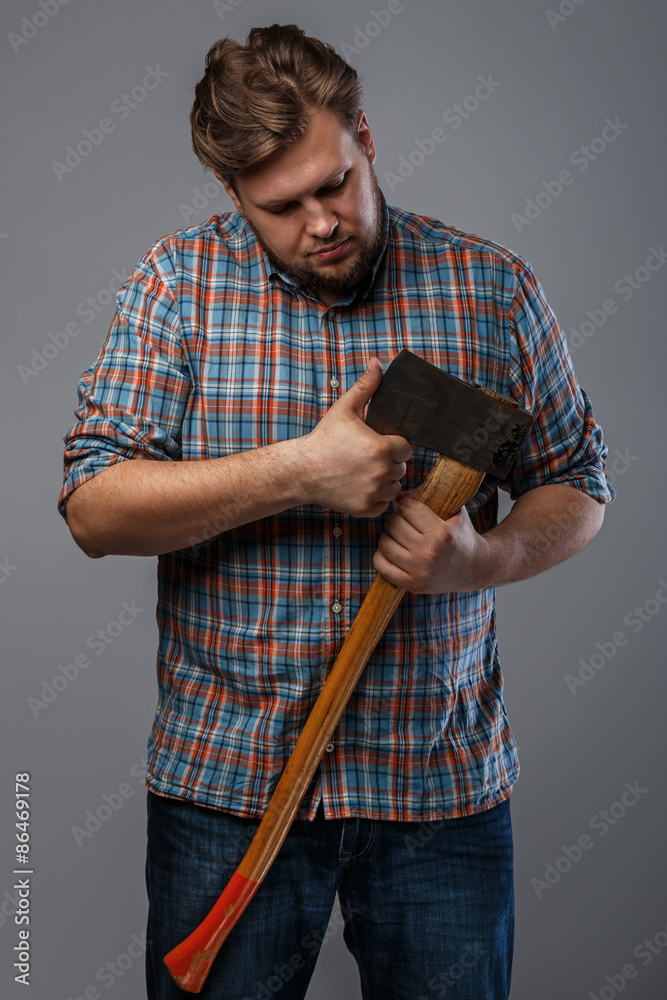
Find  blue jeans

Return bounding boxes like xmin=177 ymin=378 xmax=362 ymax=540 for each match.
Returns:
xmin=145 ymin=791 xmax=514 ymax=999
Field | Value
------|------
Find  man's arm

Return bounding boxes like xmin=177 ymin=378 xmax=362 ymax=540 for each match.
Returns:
xmin=372 ymin=483 xmax=605 ymax=594
xmin=65 ymin=360 xmax=411 ymax=558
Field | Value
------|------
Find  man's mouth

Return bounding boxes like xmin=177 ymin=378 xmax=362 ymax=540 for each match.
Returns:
xmin=310 ymin=238 xmax=352 ymax=262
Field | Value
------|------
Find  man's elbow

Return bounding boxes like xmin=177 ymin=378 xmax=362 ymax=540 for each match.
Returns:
xmin=64 ymin=490 xmax=108 ymax=559
xmin=580 ymin=491 xmax=606 ymax=545
xmin=591 ymin=495 xmax=606 ymax=531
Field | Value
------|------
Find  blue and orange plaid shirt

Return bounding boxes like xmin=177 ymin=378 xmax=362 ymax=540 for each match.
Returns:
xmin=58 ymin=198 xmax=614 ymax=821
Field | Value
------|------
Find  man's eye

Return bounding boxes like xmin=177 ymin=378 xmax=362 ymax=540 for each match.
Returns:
xmin=324 ymin=175 xmax=347 ymax=193
xmin=265 ymin=175 xmax=347 ymax=213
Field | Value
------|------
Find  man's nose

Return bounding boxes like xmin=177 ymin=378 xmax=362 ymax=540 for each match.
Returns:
xmin=304 ymin=202 xmax=338 ymax=240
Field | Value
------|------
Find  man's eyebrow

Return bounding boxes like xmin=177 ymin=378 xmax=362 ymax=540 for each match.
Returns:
xmin=255 ymin=168 xmax=349 ymax=210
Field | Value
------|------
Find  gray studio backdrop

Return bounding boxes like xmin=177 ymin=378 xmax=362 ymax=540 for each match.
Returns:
xmin=1 ymin=0 xmax=666 ymax=997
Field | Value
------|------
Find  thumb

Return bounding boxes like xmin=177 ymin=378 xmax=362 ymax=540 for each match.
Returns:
xmin=342 ymin=358 xmax=383 ymax=416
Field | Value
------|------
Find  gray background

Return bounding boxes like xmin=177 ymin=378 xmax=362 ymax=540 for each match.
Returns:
xmin=1 ymin=0 xmax=666 ymax=997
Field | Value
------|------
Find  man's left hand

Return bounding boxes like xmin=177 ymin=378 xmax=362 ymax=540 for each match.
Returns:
xmin=373 ymin=482 xmax=606 ymax=595
xmin=372 ymin=493 xmax=488 ymax=594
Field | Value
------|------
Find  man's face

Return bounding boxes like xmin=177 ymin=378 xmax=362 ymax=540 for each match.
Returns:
xmin=217 ymin=109 xmax=384 ymax=306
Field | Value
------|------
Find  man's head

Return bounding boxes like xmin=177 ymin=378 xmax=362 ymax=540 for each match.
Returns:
xmin=190 ymin=24 xmax=385 ymax=304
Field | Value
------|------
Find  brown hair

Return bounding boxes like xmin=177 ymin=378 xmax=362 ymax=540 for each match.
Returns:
xmin=190 ymin=24 xmax=363 ymax=185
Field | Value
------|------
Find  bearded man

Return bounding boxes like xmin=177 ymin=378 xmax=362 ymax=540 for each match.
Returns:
xmin=59 ymin=23 xmax=613 ymax=1000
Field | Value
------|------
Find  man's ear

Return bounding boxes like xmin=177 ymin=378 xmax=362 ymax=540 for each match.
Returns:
xmin=356 ymin=110 xmax=376 ymax=166
xmin=215 ymin=172 xmax=244 ymax=214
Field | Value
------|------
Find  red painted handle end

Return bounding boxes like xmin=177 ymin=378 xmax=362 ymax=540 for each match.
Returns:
xmin=163 ymin=871 xmax=259 ymax=993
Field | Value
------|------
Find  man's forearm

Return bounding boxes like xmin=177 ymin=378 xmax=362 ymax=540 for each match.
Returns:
xmin=64 ymin=440 xmax=307 ymax=558
xmin=479 ymin=483 xmax=605 ymax=588
xmin=64 ymin=360 xmax=413 ymax=559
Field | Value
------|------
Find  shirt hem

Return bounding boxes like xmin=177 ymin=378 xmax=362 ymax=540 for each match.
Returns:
xmin=145 ymin=765 xmax=519 ymax=823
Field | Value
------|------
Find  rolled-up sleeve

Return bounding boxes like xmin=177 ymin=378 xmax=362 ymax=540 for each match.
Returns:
xmin=57 ymin=253 xmax=192 ymax=520
xmin=502 ymin=263 xmax=615 ymax=505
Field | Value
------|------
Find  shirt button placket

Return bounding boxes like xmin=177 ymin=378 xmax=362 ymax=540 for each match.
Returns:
xmin=323 ymin=305 xmax=344 ymax=651
xmin=326 ymin=309 xmax=340 ymax=394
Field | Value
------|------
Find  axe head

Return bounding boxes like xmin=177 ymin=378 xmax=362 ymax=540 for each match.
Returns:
xmin=365 ymin=349 xmax=534 ymax=479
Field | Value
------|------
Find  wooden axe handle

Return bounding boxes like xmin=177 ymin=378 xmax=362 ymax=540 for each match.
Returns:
xmin=164 ymin=455 xmax=485 ymax=992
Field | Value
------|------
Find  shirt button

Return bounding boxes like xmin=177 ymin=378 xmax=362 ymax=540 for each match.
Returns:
xmin=326 ymin=742 xmax=335 ymax=753
xmin=329 ymin=377 xmax=340 ymax=389
xmin=332 ymin=601 xmax=342 ymax=614
xmin=327 ymin=308 xmax=335 ymax=319
xmin=333 ymin=525 xmax=342 ymax=537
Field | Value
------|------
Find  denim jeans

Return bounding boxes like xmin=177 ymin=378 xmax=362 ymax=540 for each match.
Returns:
xmin=145 ymin=790 xmax=514 ymax=1000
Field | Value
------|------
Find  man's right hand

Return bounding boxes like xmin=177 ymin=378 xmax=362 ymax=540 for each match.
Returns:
xmin=298 ymin=358 xmax=412 ymax=518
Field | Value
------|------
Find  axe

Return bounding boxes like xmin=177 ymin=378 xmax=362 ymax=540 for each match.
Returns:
xmin=164 ymin=348 xmax=533 ymax=992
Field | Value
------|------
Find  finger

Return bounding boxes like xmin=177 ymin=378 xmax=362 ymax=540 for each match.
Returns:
xmin=341 ymin=359 xmax=383 ymax=418
xmin=381 ymin=510 xmax=423 ymax=549
xmin=383 ymin=434 xmax=412 ymax=463
xmin=376 ymin=531 xmax=415 ymax=571
xmin=387 ymin=461 xmax=408 ymax=485
xmin=393 ymin=496 xmax=456 ymax=531
xmin=372 ymin=547 xmax=413 ymax=589
xmin=376 ymin=514 xmax=427 ymax=577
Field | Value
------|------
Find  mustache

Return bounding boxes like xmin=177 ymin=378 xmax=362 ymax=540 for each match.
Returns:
xmin=307 ymin=235 xmax=353 ymax=254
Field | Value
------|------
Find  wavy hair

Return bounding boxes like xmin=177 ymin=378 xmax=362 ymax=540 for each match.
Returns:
xmin=190 ymin=24 xmax=363 ymax=185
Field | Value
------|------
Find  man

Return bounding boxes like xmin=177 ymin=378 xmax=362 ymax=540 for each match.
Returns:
xmin=59 ymin=24 xmax=613 ymax=1000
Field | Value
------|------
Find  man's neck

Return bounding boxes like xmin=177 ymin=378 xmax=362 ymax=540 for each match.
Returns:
xmin=315 ymin=288 xmax=343 ymax=308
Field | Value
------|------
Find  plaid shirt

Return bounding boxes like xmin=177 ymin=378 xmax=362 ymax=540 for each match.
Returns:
xmin=58 ymin=198 xmax=614 ymax=821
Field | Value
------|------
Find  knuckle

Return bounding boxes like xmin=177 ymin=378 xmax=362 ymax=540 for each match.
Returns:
xmin=376 ymin=438 xmax=394 ymax=461
xmin=370 ymin=462 xmax=390 ymax=486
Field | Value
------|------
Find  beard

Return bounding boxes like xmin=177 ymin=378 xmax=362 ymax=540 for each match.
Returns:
xmin=243 ymin=167 xmax=386 ymax=300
